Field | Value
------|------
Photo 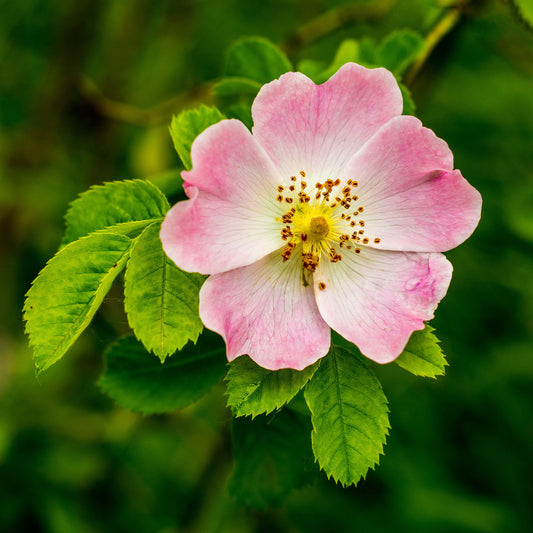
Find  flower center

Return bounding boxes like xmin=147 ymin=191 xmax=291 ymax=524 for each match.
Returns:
xmin=275 ymin=170 xmax=382 ymax=276
xmin=309 ymin=216 xmax=329 ymax=241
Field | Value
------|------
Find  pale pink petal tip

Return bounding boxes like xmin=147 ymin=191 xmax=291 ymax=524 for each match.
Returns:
xmin=315 ymin=249 xmax=453 ymax=364
xmin=251 ymin=62 xmax=403 ymax=178
xmin=159 ymin=119 xmax=283 ymax=275
xmin=199 ymin=252 xmax=331 ymax=371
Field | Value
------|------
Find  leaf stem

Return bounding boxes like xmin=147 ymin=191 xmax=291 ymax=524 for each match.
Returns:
xmin=403 ymin=3 xmax=465 ymax=87
xmin=282 ymin=0 xmax=398 ymax=55
xmin=78 ymin=75 xmax=213 ymax=126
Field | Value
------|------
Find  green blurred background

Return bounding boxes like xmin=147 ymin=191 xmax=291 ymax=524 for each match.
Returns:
xmin=1 ymin=0 xmax=533 ymax=531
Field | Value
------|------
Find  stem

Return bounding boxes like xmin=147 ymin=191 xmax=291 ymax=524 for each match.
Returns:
xmin=403 ymin=4 xmax=464 ymax=87
xmin=282 ymin=0 xmax=397 ymax=55
xmin=78 ymin=75 xmax=213 ymax=126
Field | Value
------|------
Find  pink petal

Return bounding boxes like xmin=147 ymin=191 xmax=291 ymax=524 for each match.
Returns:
xmin=343 ymin=115 xmax=482 ymax=252
xmin=314 ymin=246 xmax=453 ymax=363
xmin=251 ymin=63 xmax=402 ymax=182
xmin=160 ymin=119 xmax=286 ymax=275
xmin=199 ymin=250 xmax=331 ymax=370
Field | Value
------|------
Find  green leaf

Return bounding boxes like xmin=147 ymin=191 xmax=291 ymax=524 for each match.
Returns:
xmin=124 ymin=221 xmax=204 ymax=362
xmin=304 ymin=345 xmax=389 ymax=487
xmin=400 ymin=82 xmax=416 ymax=115
xmin=226 ymin=355 xmax=320 ymax=418
xmin=225 ymin=37 xmax=292 ymax=84
xmin=313 ymin=39 xmax=361 ymax=84
xmin=63 ymin=179 xmax=170 ymax=245
xmin=212 ymin=77 xmax=262 ymax=97
xmin=99 ymin=331 xmax=227 ymax=414
xmin=229 ymin=404 xmax=315 ymax=508
xmin=395 ymin=325 xmax=447 ymax=378
xmin=378 ymin=29 xmax=425 ymax=77
xmin=225 ymin=103 xmax=253 ymax=130
xmin=169 ymin=105 xmax=225 ymax=171
xmin=24 ymin=233 xmax=133 ymax=373
xmin=513 ymin=0 xmax=533 ymax=29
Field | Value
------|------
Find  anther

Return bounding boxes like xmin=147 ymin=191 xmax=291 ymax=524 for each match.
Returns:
xmin=276 ymin=195 xmax=283 ymax=202
xmin=285 ymin=197 xmax=293 ymax=204
xmin=299 ymin=171 xmax=306 ymax=177
xmin=362 ymin=238 xmax=369 ymax=244
xmin=318 ymin=282 xmax=326 ymax=290
xmin=277 ymin=185 xmax=284 ymax=192
xmin=374 ymin=238 xmax=381 ymax=244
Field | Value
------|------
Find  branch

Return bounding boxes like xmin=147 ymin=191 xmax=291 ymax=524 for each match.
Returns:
xmin=403 ymin=3 xmax=464 ymax=87
xmin=78 ymin=75 xmax=213 ymax=126
xmin=282 ymin=0 xmax=398 ymax=55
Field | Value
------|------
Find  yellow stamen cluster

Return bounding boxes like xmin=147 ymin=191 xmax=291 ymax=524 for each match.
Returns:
xmin=275 ymin=170 xmax=382 ymax=282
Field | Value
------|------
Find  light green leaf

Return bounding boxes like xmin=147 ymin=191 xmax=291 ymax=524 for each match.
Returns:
xmin=513 ymin=0 xmax=533 ymax=28
xmin=212 ymin=77 xmax=262 ymax=97
xmin=99 ymin=331 xmax=227 ymax=414
xmin=304 ymin=345 xmax=390 ymax=487
xmin=229 ymin=404 xmax=315 ymax=508
xmin=226 ymin=355 xmax=320 ymax=418
xmin=313 ymin=39 xmax=360 ymax=84
xmin=395 ymin=325 xmax=447 ymax=378
xmin=378 ymin=29 xmax=425 ymax=77
xmin=24 ymin=233 xmax=133 ymax=373
xmin=169 ymin=105 xmax=225 ymax=171
xmin=124 ymin=221 xmax=204 ymax=362
xmin=225 ymin=37 xmax=292 ymax=84
xmin=297 ymin=58 xmax=326 ymax=80
xmin=63 ymin=179 xmax=170 ymax=245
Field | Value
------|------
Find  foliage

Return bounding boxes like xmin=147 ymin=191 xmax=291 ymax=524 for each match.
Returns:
xmin=305 ymin=345 xmax=390 ymax=486
xmin=3 ymin=1 xmax=533 ymax=531
xmin=99 ymin=331 xmax=226 ymax=414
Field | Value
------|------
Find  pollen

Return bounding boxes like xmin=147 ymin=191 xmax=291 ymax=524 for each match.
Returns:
xmin=274 ymin=172 xmax=377 ymax=282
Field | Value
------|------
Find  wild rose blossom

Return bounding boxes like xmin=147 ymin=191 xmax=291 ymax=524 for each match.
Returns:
xmin=160 ymin=63 xmax=482 ymax=370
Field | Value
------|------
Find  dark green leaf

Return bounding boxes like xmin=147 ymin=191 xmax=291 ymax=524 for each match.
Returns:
xmin=304 ymin=345 xmax=389 ymax=487
xmin=63 ymin=179 xmax=169 ymax=245
xmin=99 ymin=331 xmax=227 ymax=414
xmin=226 ymin=355 xmax=320 ymax=417
xmin=225 ymin=103 xmax=253 ymax=130
xmin=212 ymin=77 xmax=262 ymax=97
xmin=400 ymin=82 xmax=416 ymax=115
xmin=378 ymin=29 xmax=425 ymax=77
xmin=229 ymin=404 xmax=315 ymax=508
xmin=169 ymin=105 xmax=225 ymax=171
xmin=225 ymin=37 xmax=292 ymax=84
xmin=124 ymin=221 xmax=204 ymax=362
xmin=395 ymin=325 xmax=447 ymax=378
xmin=24 ymin=233 xmax=133 ymax=373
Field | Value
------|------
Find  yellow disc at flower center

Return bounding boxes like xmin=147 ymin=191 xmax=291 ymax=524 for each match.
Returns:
xmin=291 ymin=203 xmax=335 ymax=245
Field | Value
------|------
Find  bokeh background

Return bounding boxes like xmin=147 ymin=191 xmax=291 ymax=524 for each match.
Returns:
xmin=2 ymin=0 xmax=533 ymax=531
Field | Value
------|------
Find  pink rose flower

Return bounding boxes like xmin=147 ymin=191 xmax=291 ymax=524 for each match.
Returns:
xmin=160 ymin=63 xmax=482 ymax=370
